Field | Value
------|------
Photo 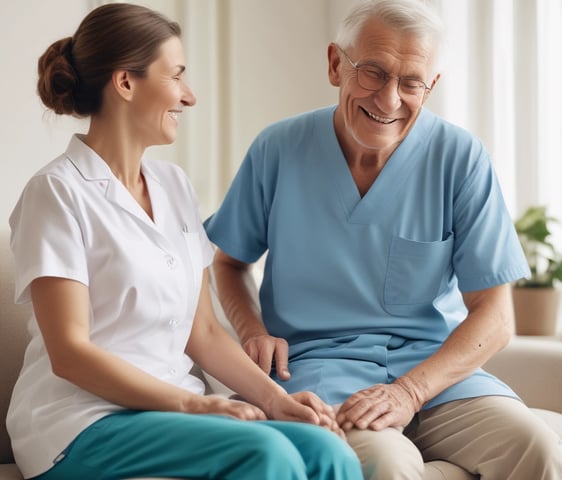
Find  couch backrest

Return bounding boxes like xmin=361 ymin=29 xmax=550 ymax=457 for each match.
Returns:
xmin=0 ymin=228 xmax=32 ymax=463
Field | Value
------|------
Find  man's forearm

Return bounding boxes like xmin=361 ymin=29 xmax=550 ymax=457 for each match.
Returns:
xmin=211 ymin=250 xmax=267 ymax=343
xmin=398 ymin=284 xmax=514 ymax=407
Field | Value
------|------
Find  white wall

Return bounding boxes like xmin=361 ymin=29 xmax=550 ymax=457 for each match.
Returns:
xmin=0 ymin=1 xmax=90 ymax=229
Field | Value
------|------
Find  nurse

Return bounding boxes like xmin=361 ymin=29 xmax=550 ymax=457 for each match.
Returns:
xmin=7 ymin=3 xmax=362 ymax=480
xmin=205 ymin=0 xmax=562 ymax=479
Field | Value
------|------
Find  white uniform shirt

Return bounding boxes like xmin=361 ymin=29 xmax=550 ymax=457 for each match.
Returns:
xmin=7 ymin=135 xmax=214 ymax=478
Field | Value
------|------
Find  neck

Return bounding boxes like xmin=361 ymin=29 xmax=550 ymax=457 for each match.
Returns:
xmin=84 ymin=115 xmax=145 ymax=188
xmin=333 ymin=110 xmax=395 ymax=196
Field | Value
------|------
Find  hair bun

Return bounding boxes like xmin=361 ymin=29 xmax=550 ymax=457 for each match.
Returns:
xmin=37 ymin=37 xmax=80 ymax=115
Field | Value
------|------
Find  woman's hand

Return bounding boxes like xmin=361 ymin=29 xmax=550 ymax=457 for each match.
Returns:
xmin=290 ymin=391 xmax=345 ymax=438
xmin=264 ymin=391 xmax=345 ymax=438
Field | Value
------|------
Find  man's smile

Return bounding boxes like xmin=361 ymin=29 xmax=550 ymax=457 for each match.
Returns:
xmin=360 ymin=106 xmax=397 ymax=124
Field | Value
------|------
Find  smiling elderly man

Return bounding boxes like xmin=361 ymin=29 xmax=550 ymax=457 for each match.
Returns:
xmin=204 ymin=0 xmax=562 ymax=478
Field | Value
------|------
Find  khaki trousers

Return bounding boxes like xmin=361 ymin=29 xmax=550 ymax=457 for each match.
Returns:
xmin=346 ymin=396 xmax=562 ymax=480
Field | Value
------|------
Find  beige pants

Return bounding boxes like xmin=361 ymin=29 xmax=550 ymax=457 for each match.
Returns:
xmin=346 ymin=396 xmax=562 ymax=480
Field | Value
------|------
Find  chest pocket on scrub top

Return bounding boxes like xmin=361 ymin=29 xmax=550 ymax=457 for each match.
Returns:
xmin=383 ymin=233 xmax=454 ymax=310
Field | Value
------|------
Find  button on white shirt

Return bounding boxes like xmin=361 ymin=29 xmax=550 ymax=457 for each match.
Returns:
xmin=7 ymin=135 xmax=215 ymax=478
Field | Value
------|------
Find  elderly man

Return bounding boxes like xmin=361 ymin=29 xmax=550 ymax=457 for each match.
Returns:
xmin=205 ymin=0 xmax=562 ymax=478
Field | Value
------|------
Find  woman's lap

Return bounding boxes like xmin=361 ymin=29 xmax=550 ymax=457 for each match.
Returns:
xmin=33 ymin=410 xmax=360 ymax=480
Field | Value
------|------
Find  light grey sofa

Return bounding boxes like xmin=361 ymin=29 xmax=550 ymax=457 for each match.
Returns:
xmin=2 ymin=226 xmax=562 ymax=479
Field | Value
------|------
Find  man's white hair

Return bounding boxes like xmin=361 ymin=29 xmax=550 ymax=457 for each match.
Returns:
xmin=335 ymin=0 xmax=444 ymax=52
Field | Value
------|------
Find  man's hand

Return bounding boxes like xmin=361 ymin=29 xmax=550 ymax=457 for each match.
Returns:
xmin=242 ymin=333 xmax=291 ymax=380
xmin=336 ymin=377 xmax=424 ymax=432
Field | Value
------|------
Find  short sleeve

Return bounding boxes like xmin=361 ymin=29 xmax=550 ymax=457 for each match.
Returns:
xmin=452 ymin=153 xmax=530 ymax=291
xmin=204 ymin=138 xmax=270 ymax=263
xmin=9 ymin=173 xmax=89 ymax=304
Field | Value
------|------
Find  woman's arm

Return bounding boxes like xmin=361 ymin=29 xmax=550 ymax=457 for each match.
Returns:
xmin=187 ymin=269 xmax=341 ymax=432
xmin=31 ymin=275 xmax=264 ymax=419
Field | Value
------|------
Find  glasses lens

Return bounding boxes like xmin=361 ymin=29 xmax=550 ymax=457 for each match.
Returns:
xmin=357 ymin=65 xmax=426 ymax=98
xmin=357 ymin=65 xmax=386 ymax=91
xmin=398 ymin=79 xmax=427 ymax=97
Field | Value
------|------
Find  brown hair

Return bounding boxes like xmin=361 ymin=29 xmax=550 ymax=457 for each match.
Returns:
xmin=37 ymin=3 xmax=181 ymax=117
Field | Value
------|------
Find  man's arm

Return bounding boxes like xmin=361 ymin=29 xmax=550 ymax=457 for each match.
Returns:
xmin=212 ymin=248 xmax=291 ymax=380
xmin=336 ymin=283 xmax=515 ymax=431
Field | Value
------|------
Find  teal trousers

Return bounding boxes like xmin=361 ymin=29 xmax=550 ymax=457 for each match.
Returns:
xmin=33 ymin=410 xmax=361 ymax=480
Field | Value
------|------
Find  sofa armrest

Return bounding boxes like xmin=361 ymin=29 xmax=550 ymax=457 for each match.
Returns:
xmin=483 ymin=336 xmax=562 ymax=413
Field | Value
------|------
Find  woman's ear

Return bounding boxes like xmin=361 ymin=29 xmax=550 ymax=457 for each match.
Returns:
xmin=327 ymin=43 xmax=342 ymax=87
xmin=111 ymin=70 xmax=134 ymax=101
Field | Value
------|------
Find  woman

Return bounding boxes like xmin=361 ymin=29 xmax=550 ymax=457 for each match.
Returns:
xmin=7 ymin=4 xmax=362 ymax=480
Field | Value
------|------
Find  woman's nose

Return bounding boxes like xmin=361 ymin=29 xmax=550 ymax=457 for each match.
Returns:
xmin=181 ymin=82 xmax=196 ymax=107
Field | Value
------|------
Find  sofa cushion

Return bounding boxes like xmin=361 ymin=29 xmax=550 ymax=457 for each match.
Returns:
xmin=0 ymin=229 xmax=31 ymax=465
xmin=0 ymin=464 xmax=22 ymax=480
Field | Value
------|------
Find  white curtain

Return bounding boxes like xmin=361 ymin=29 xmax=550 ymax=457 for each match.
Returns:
xmin=430 ymin=0 xmax=562 ymax=245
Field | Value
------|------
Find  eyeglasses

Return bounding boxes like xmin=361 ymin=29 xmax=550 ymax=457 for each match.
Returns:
xmin=337 ymin=46 xmax=431 ymax=99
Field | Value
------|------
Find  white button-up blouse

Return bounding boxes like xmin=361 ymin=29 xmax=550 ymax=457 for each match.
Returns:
xmin=7 ymin=134 xmax=215 ymax=478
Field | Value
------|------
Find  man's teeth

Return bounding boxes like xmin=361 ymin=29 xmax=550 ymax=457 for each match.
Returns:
xmin=365 ymin=109 xmax=395 ymax=124
xmin=169 ymin=111 xmax=179 ymax=120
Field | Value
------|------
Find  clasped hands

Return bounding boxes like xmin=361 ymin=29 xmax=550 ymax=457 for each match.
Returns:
xmin=242 ymin=333 xmax=423 ymax=433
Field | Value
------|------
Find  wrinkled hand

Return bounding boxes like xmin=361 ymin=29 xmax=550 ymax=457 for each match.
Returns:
xmin=242 ymin=333 xmax=291 ymax=380
xmin=190 ymin=394 xmax=267 ymax=420
xmin=265 ymin=390 xmax=345 ymax=439
xmin=336 ymin=378 xmax=423 ymax=432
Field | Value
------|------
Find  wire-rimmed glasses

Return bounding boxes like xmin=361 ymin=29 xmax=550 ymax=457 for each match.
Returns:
xmin=337 ymin=46 xmax=431 ymax=100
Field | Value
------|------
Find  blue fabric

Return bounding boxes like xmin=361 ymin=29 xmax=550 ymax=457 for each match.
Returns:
xmin=32 ymin=410 xmax=361 ymax=480
xmin=205 ymin=105 xmax=530 ymax=409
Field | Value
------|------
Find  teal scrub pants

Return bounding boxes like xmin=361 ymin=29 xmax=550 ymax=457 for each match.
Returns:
xmin=33 ymin=410 xmax=361 ymax=480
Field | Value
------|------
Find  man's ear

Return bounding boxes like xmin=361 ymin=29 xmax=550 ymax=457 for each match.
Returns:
xmin=327 ymin=43 xmax=342 ymax=87
xmin=422 ymin=72 xmax=441 ymax=104
xmin=430 ymin=72 xmax=441 ymax=90
xmin=111 ymin=70 xmax=134 ymax=101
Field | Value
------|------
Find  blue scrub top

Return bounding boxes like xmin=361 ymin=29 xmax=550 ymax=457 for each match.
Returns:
xmin=205 ymin=106 xmax=530 ymax=408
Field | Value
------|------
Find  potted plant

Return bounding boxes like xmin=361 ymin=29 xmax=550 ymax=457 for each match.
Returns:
xmin=512 ymin=206 xmax=562 ymax=335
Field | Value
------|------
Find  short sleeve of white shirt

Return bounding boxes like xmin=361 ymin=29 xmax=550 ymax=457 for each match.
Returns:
xmin=10 ymin=166 xmax=89 ymax=304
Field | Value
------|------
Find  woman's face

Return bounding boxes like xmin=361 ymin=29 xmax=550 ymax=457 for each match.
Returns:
xmin=129 ymin=36 xmax=195 ymax=147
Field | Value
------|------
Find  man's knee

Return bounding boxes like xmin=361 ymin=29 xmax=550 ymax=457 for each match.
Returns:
xmin=347 ymin=428 xmax=424 ymax=480
xmin=507 ymin=413 xmax=562 ymax=476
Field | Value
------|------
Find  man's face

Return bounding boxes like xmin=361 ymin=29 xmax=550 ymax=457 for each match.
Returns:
xmin=329 ymin=17 xmax=440 ymax=159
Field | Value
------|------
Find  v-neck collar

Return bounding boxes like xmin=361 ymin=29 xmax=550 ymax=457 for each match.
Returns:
xmin=320 ymin=107 xmax=435 ymax=225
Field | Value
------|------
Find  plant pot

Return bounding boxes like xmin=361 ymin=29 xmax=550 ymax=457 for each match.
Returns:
xmin=512 ymin=286 xmax=561 ymax=336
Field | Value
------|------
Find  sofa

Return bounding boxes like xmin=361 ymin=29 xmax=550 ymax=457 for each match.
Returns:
xmin=1 ymin=225 xmax=562 ymax=480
